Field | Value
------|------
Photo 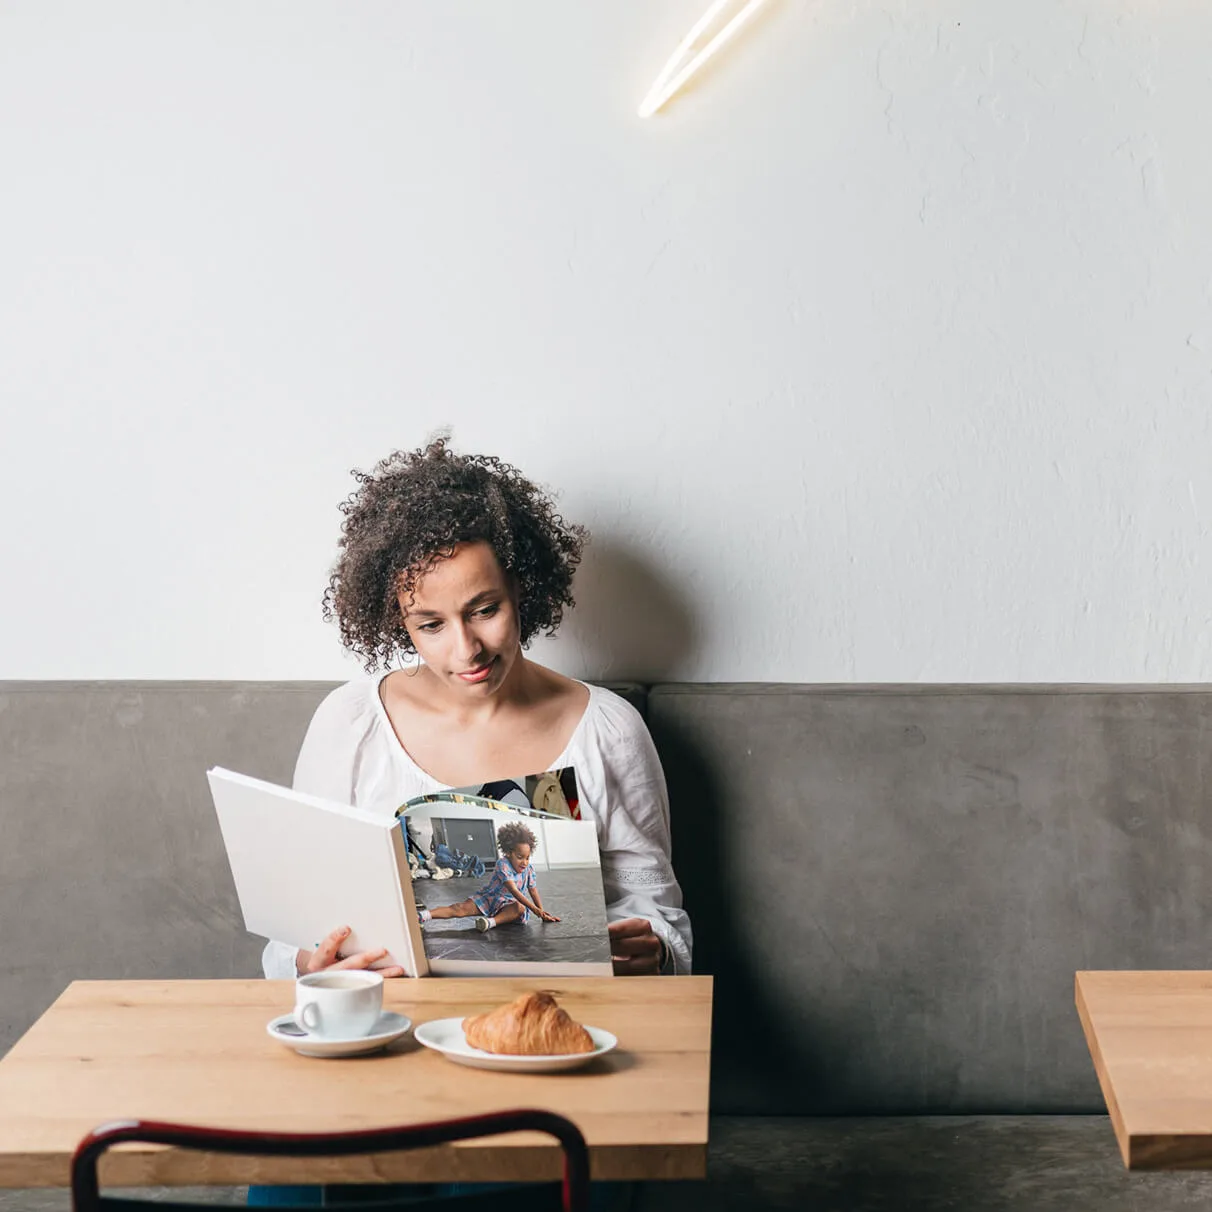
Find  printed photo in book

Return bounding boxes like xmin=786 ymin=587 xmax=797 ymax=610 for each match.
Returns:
xmin=399 ymin=766 xmax=612 ymax=972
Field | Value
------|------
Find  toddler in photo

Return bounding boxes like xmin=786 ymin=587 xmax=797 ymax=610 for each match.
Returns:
xmin=418 ymin=821 xmax=560 ymax=932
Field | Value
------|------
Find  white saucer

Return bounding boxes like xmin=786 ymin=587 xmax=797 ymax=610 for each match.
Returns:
xmin=267 ymin=1010 xmax=412 ymax=1058
xmin=412 ymin=1017 xmax=617 ymax=1072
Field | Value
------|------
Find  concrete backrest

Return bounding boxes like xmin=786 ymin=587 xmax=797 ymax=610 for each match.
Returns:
xmin=1 ymin=682 xmax=333 ymax=1059
xmin=4 ymin=681 xmax=1208 ymax=1116
xmin=649 ymin=685 xmax=1212 ymax=1115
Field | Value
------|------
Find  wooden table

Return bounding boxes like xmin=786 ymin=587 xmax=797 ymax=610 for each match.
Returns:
xmin=0 ymin=976 xmax=712 ymax=1189
xmin=1076 ymin=970 xmax=1212 ymax=1169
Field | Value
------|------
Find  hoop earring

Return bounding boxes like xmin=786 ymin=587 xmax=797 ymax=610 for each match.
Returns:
xmin=395 ymin=639 xmax=422 ymax=677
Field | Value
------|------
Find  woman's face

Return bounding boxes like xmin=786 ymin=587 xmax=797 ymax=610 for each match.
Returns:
xmin=506 ymin=843 xmax=531 ymax=872
xmin=398 ymin=541 xmax=521 ymax=696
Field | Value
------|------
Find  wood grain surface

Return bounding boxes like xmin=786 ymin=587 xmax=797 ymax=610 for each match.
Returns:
xmin=0 ymin=976 xmax=712 ymax=1188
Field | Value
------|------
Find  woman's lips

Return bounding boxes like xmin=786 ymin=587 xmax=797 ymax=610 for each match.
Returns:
xmin=457 ymin=660 xmax=495 ymax=683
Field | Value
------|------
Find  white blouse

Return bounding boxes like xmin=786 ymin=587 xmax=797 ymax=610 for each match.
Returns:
xmin=260 ymin=678 xmax=693 ymax=979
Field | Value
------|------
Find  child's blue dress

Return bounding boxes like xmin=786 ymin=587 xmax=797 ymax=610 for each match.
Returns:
xmin=472 ymin=856 xmax=537 ymax=920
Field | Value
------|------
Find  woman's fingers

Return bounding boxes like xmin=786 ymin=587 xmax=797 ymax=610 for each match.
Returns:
xmin=611 ymin=934 xmax=661 ymax=958
xmin=300 ymin=928 xmax=405 ymax=976
xmin=612 ymin=953 xmax=660 ymax=976
xmin=608 ymin=917 xmax=654 ymax=941
xmin=608 ymin=919 xmax=661 ymax=957
xmin=305 ymin=926 xmax=351 ymax=972
xmin=299 ymin=925 xmax=404 ymax=974
xmin=368 ymin=955 xmax=408 ymax=977
xmin=609 ymin=916 xmax=661 ymax=976
xmin=363 ymin=956 xmax=407 ymax=978
xmin=331 ymin=947 xmax=389 ymax=971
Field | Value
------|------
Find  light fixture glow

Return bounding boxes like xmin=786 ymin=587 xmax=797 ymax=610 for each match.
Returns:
xmin=638 ymin=0 xmax=772 ymax=119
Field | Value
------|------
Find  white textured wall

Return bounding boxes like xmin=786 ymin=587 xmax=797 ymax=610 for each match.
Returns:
xmin=2 ymin=1 xmax=1210 ymax=682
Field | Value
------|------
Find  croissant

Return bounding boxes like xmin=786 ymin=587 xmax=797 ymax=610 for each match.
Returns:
xmin=463 ymin=991 xmax=594 ymax=1055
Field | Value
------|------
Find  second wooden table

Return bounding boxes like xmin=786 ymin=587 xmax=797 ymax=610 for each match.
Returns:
xmin=1077 ymin=969 xmax=1212 ymax=1169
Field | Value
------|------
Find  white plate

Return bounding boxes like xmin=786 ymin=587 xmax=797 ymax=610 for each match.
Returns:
xmin=267 ymin=1010 xmax=412 ymax=1058
xmin=412 ymin=1017 xmax=617 ymax=1072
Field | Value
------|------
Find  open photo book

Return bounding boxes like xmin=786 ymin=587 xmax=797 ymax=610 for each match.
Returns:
xmin=207 ymin=765 xmax=613 ymax=978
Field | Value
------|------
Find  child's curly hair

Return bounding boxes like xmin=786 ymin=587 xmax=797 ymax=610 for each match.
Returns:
xmin=497 ymin=821 xmax=539 ymax=855
xmin=322 ymin=436 xmax=588 ymax=670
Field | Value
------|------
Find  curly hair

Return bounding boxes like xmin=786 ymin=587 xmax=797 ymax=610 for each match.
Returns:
xmin=322 ymin=436 xmax=588 ymax=670
xmin=497 ymin=821 xmax=538 ymax=855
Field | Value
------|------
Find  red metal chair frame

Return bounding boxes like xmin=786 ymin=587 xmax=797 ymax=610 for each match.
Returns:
xmin=71 ymin=1109 xmax=590 ymax=1212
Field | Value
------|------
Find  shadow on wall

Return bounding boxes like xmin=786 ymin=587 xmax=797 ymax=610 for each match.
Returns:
xmin=559 ymin=536 xmax=827 ymax=1107
xmin=561 ymin=538 xmax=833 ymax=1111
xmin=557 ymin=535 xmax=824 ymax=1105
xmin=560 ymin=538 xmax=701 ymax=682
xmin=653 ymin=713 xmax=831 ymax=1115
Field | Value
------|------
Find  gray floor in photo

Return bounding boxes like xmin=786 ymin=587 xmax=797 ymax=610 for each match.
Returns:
xmin=414 ymin=866 xmax=610 ymax=965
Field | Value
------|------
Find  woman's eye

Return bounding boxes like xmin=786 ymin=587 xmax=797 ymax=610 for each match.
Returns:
xmin=475 ymin=604 xmax=499 ymax=618
xmin=419 ymin=621 xmax=442 ymax=633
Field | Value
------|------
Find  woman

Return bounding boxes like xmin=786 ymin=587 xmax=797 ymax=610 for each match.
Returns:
xmin=261 ymin=438 xmax=692 ymax=982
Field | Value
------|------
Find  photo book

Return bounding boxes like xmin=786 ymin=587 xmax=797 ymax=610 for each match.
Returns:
xmin=207 ymin=765 xmax=613 ymax=978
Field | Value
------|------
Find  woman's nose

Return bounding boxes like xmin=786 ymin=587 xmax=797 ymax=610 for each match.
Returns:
xmin=450 ymin=621 xmax=479 ymax=660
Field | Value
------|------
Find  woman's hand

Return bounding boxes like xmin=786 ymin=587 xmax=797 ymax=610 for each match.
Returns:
xmin=608 ymin=917 xmax=663 ymax=976
xmin=538 ymin=909 xmax=561 ymax=923
xmin=294 ymin=926 xmax=407 ymax=979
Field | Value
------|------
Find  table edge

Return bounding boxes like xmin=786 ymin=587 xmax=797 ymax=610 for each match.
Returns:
xmin=1074 ymin=972 xmax=1130 ymax=1168
xmin=0 ymin=1138 xmax=709 ymax=1189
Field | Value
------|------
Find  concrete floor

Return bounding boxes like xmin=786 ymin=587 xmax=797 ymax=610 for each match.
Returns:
xmin=7 ymin=1116 xmax=1212 ymax=1211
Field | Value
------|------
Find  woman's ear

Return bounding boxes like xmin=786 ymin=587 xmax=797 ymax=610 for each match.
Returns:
xmin=393 ymin=609 xmax=412 ymax=654
xmin=505 ymin=572 xmax=526 ymax=645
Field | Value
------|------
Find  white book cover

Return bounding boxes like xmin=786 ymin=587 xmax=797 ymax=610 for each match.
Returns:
xmin=208 ymin=768 xmax=426 ymax=976
xmin=208 ymin=764 xmax=614 ymax=978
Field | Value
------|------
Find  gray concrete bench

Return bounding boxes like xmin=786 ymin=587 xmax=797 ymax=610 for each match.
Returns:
xmin=4 ymin=682 xmax=1212 ymax=1209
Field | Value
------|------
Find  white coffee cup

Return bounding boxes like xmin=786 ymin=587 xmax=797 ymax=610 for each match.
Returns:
xmin=293 ymin=969 xmax=384 ymax=1039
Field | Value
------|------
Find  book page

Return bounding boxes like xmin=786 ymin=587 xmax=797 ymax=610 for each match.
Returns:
xmin=401 ymin=766 xmax=612 ymax=977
